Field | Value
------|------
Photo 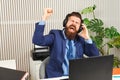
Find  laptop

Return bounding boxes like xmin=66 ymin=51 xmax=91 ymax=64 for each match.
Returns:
xmin=69 ymin=55 xmax=114 ymax=80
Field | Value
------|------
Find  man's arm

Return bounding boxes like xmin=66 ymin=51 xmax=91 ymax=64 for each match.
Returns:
xmin=32 ymin=8 xmax=54 ymax=46
xmin=78 ymin=24 xmax=99 ymax=56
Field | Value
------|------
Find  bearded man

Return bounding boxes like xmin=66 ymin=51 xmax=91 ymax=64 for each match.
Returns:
xmin=32 ymin=8 xmax=99 ymax=78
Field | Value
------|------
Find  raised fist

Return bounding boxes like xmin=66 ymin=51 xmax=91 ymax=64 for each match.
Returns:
xmin=47 ymin=8 xmax=53 ymax=13
xmin=42 ymin=8 xmax=53 ymax=20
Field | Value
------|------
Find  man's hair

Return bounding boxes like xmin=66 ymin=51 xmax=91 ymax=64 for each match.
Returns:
xmin=63 ymin=12 xmax=83 ymax=27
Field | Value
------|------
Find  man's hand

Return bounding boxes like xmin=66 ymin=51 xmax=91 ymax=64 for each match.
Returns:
xmin=78 ymin=24 xmax=90 ymax=40
xmin=42 ymin=8 xmax=53 ymax=21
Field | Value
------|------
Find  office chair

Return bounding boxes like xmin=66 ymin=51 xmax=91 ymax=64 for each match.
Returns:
xmin=39 ymin=56 xmax=50 ymax=79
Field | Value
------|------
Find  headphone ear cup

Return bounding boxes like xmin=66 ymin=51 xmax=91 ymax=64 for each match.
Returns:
xmin=63 ymin=19 xmax=67 ymax=27
xmin=77 ymin=25 xmax=83 ymax=33
xmin=63 ymin=14 xmax=69 ymax=27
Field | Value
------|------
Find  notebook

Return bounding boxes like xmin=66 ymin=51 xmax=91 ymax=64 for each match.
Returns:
xmin=69 ymin=55 xmax=114 ymax=80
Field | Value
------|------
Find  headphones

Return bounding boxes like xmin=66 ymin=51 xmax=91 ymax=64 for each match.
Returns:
xmin=63 ymin=12 xmax=83 ymax=33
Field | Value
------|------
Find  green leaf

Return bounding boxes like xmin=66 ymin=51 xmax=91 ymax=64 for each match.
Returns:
xmin=105 ymin=26 xmax=120 ymax=39
xmin=91 ymin=36 xmax=103 ymax=48
xmin=87 ymin=18 xmax=104 ymax=33
xmin=93 ymin=5 xmax=96 ymax=10
xmin=107 ymin=43 xmax=114 ymax=48
xmin=83 ymin=18 xmax=90 ymax=26
xmin=81 ymin=5 xmax=96 ymax=14
xmin=108 ymin=36 xmax=120 ymax=48
xmin=113 ymin=56 xmax=120 ymax=68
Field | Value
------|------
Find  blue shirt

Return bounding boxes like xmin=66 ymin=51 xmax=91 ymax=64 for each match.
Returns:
xmin=62 ymin=30 xmax=76 ymax=75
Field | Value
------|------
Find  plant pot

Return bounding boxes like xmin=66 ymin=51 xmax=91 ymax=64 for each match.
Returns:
xmin=113 ymin=68 xmax=120 ymax=75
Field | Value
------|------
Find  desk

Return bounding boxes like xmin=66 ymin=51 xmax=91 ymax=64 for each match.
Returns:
xmin=0 ymin=60 xmax=16 ymax=69
xmin=113 ymin=75 xmax=120 ymax=80
xmin=40 ymin=75 xmax=120 ymax=80
xmin=40 ymin=76 xmax=69 ymax=80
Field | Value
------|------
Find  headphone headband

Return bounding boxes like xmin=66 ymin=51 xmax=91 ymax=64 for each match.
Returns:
xmin=63 ymin=12 xmax=83 ymax=27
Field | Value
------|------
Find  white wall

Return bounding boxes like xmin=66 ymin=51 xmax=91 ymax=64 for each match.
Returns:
xmin=0 ymin=0 xmax=120 ymax=72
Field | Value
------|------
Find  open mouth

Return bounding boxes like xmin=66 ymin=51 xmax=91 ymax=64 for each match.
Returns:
xmin=69 ymin=26 xmax=75 ymax=31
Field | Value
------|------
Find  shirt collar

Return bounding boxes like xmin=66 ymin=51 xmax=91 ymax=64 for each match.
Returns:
xmin=62 ymin=30 xmax=67 ymax=40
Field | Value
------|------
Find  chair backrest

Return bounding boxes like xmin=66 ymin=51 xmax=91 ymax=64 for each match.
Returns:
xmin=39 ymin=56 xmax=50 ymax=79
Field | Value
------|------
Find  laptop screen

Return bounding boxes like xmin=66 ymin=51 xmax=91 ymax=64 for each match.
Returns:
xmin=69 ymin=55 xmax=114 ymax=80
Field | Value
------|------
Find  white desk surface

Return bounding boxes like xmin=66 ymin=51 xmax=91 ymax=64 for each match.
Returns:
xmin=112 ymin=75 xmax=120 ymax=80
xmin=40 ymin=76 xmax=68 ymax=80
xmin=0 ymin=60 xmax=16 ymax=69
xmin=40 ymin=75 xmax=120 ymax=80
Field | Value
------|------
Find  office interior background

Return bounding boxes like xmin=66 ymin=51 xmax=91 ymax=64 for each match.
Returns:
xmin=0 ymin=0 xmax=120 ymax=76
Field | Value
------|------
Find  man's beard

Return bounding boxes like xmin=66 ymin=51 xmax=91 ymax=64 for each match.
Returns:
xmin=65 ymin=24 xmax=78 ymax=40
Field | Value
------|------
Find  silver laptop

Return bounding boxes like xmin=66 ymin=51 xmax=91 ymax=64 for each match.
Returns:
xmin=69 ymin=55 xmax=114 ymax=80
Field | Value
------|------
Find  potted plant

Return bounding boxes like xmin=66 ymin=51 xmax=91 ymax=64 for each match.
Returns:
xmin=80 ymin=5 xmax=120 ymax=68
